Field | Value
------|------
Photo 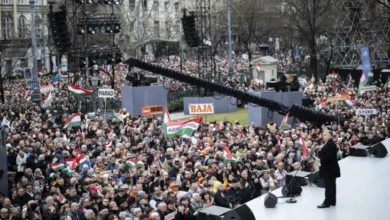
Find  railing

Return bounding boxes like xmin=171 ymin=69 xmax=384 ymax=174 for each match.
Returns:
xmin=167 ymin=89 xmax=200 ymax=102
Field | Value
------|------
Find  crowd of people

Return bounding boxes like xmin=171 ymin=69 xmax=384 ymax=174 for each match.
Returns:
xmin=0 ymin=52 xmax=388 ymax=220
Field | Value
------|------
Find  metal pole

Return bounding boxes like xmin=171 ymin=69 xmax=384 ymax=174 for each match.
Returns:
xmin=226 ymin=0 xmax=233 ymax=74
xmin=30 ymin=0 xmax=41 ymax=105
xmin=93 ymin=88 xmax=97 ymax=115
xmin=42 ymin=12 xmax=46 ymax=70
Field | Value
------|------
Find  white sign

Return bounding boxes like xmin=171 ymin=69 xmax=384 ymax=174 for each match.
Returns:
xmin=359 ymin=86 xmax=377 ymax=94
xmin=356 ymin=109 xmax=377 ymax=116
xmin=98 ymin=89 xmax=115 ymax=98
xmin=188 ymin=103 xmax=214 ymax=115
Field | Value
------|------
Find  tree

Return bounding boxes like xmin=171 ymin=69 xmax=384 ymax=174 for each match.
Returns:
xmin=118 ymin=0 xmax=182 ymax=58
xmin=377 ymin=0 xmax=390 ymax=9
xmin=283 ymin=0 xmax=334 ymax=82
xmin=0 ymin=39 xmax=31 ymax=103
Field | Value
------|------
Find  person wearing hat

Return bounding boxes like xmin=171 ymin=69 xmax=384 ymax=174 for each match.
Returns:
xmin=168 ymin=159 xmax=181 ymax=180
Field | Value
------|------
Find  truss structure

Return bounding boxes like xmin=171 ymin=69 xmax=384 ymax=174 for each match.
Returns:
xmin=196 ymin=0 xmax=215 ymax=79
xmin=333 ymin=0 xmax=390 ymax=69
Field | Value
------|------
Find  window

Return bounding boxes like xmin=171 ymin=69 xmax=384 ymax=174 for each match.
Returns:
xmin=2 ymin=17 xmax=13 ymax=40
xmin=153 ymin=1 xmax=159 ymax=12
xmin=165 ymin=20 xmax=170 ymax=38
xmin=129 ymin=0 xmax=135 ymax=11
xmin=2 ymin=0 xmax=10 ymax=4
xmin=18 ymin=0 xmax=25 ymax=4
xmin=5 ymin=60 xmax=13 ymax=74
xmin=164 ymin=2 xmax=169 ymax=12
xmin=20 ymin=58 xmax=28 ymax=68
xmin=174 ymin=2 xmax=179 ymax=12
xmin=142 ymin=0 xmax=147 ymax=11
xmin=18 ymin=16 xmax=28 ymax=39
xmin=154 ymin=21 xmax=160 ymax=38
xmin=174 ymin=20 xmax=180 ymax=34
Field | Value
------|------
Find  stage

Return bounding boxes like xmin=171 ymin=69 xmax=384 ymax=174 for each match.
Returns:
xmin=246 ymin=139 xmax=390 ymax=220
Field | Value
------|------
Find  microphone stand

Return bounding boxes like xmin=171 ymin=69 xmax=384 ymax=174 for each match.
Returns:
xmin=286 ymin=167 xmax=302 ymax=204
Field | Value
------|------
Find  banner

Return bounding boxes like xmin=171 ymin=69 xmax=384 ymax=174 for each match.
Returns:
xmin=359 ymin=86 xmax=377 ymax=94
xmin=327 ymin=96 xmax=348 ymax=102
xmin=356 ymin=109 xmax=377 ymax=116
xmin=98 ymin=88 xmax=115 ymax=98
xmin=141 ymin=105 xmax=163 ymax=116
xmin=189 ymin=103 xmax=214 ymax=114
xmin=360 ymin=46 xmax=371 ymax=79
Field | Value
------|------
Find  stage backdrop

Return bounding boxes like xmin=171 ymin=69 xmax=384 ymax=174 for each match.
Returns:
xmin=183 ymin=94 xmax=237 ymax=115
xmin=248 ymin=91 xmax=302 ymax=127
xmin=121 ymin=85 xmax=167 ymax=117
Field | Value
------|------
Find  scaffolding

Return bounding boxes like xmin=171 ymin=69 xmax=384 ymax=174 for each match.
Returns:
xmin=333 ymin=0 xmax=390 ymax=69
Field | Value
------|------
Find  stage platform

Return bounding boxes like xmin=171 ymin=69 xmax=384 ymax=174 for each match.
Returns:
xmin=246 ymin=139 xmax=390 ymax=220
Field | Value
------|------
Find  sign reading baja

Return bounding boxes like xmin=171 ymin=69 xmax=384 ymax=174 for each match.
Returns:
xmin=98 ymin=89 xmax=115 ymax=98
xmin=189 ymin=103 xmax=214 ymax=114
xmin=356 ymin=109 xmax=377 ymax=116
xmin=141 ymin=105 xmax=163 ymax=116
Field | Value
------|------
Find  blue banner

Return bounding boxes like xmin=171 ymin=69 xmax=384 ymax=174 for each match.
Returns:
xmin=360 ymin=46 xmax=371 ymax=79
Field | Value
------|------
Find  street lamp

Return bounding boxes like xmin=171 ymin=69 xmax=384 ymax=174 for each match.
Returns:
xmin=30 ymin=0 xmax=41 ymax=106
xmin=91 ymin=75 xmax=99 ymax=114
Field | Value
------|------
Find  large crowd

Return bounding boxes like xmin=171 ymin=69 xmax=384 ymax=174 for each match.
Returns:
xmin=0 ymin=52 xmax=387 ymax=220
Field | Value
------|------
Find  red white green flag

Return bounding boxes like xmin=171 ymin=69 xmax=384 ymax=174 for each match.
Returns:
xmin=223 ymin=146 xmax=233 ymax=164
xmin=63 ymin=112 xmax=82 ymax=129
xmin=279 ymin=112 xmax=291 ymax=130
xmin=299 ymin=133 xmax=309 ymax=158
xmin=164 ymin=117 xmax=202 ymax=138
xmin=67 ymin=84 xmax=93 ymax=97
xmin=50 ymin=162 xmax=64 ymax=171
xmin=126 ymin=159 xmax=136 ymax=168
xmin=42 ymin=90 xmax=53 ymax=108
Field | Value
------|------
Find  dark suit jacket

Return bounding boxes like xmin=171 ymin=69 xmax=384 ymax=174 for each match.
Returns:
xmin=214 ymin=190 xmax=230 ymax=208
xmin=318 ymin=139 xmax=341 ymax=179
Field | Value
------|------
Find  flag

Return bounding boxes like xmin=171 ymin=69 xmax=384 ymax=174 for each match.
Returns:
xmin=63 ymin=112 xmax=82 ymax=129
xmin=358 ymin=71 xmax=367 ymax=96
xmin=67 ymin=84 xmax=93 ymax=97
xmin=163 ymin=118 xmax=202 ymax=138
xmin=113 ymin=111 xmax=124 ymax=123
xmin=58 ymin=194 xmax=67 ymax=204
xmin=279 ymin=112 xmax=291 ymax=130
xmin=42 ymin=90 xmax=53 ymax=108
xmin=344 ymin=99 xmax=355 ymax=108
xmin=40 ymin=84 xmax=54 ymax=94
xmin=76 ymin=155 xmax=91 ymax=169
xmin=64 ymin=158 xmax=77 ymax=170
xmin=126 ymin=159 xmax=136 ymax=168
xmin=299 ymin=122 xmax=307 ymax=130
xmin=326 ymin=72 xmax=338 ymax=82
xmin=181 ymin=160 xmax=187 ymax=169
xmin=256 ymin=63 xmax=261 ymax=73
xmin=1 ymin=117 xmax=10 ymax=127
xmin=105 ymin=139 xmax=113 ymax=148
xmin=38 ymin=70 xmax=49 ymax=77
xmin=50 ymin=162 xmax=64 ymax=171
xmin=223 ymin=146 xmax=233 ymax=164
xmin=316 ymin=101 xmax=326 ymax=111
xmin=299 ymin=133 xmax=308 ymax=158
xmin=136 ymin=161 xmax=144 ymax=168
xmin=63 ymin=167 xmax=75 ymax=177
xmin=52 ymin=73 xmax=62 ymax=83
xmin=276 ymin=134 xmax=281 ymax=152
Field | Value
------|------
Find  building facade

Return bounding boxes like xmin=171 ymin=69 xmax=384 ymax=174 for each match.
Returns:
xmin=0 ymin=0 xmax=48 ymax=75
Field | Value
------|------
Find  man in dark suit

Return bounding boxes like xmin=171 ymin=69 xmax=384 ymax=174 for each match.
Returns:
xmin=317 ymin=130 xmax=341 ymax=208
xmin=214 ymin=182 xmax=231 ymax=208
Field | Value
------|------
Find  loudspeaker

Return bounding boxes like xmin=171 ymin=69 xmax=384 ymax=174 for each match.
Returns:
xmin=282 ymin=179 xmax=302 ymax=197
xmin=350 ymin=144 xmax=370 ymax=157
xmin=224 ymin=204 xmax=256 ymax=220
xmin=264 ymin=192 xmax=278 ymax=208
xmin=308 ymin=171 xmax=325 ymax=188
xmin=197 ymin=206 xmax=231 ymax=220
xmin=369 ymin=142 xmax=388 ymax=158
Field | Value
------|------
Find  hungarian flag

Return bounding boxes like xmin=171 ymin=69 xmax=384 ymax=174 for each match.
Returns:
xmin=63 ymin=167 xmax=75 ymax=177
xmin=105 ymin=139 xmax=113 ymax=148
xmin=181 ymin=160 xmax=187 ymax=169
xmin=126 ymin=159 xmax=136 ymax=168
xmin=163 ymin=118 xmax=202 ymax=138
xmin=113 ymin=111 xmax=124 ymax=123
xmin=279 ymin=112 xmax=291 ymax=130
xmin=42 ymin=90 xmax=53 ymax=108
xmin=59 ymin=194 xmax=67 ymax=204
xmin=358 ymin=71 xmax=367 ymax=96
xmin=76 ymin=154 xmax=90 ymax=169
xmin=67 ymin=84 xmax=93 ymax=97
xmin=64 ymin=158 xmax=77 ymax=170
xmin=136 ymin=161 xmax=144 ymax=168
xmin=344 ymin=99 xmax=355 ymax=108
xmin=256 ymin=63 xmax=261 ymax=73
xmin=299 ymin=122 xmax=307 ymax=130
xmin=299 ymin=133 xmax=309 ymax=158
xmin=63 ymin=112 xmax=82 ymax=129
xmin=50 ymin=162 xmax=64 ymax=171
xmin=326 ymin=72 xmax=338 ymax=82
xmin=316 ymin=101 xmax=326 ymax=111
xmin=223 ymin=146 xmax=233 ymax=164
